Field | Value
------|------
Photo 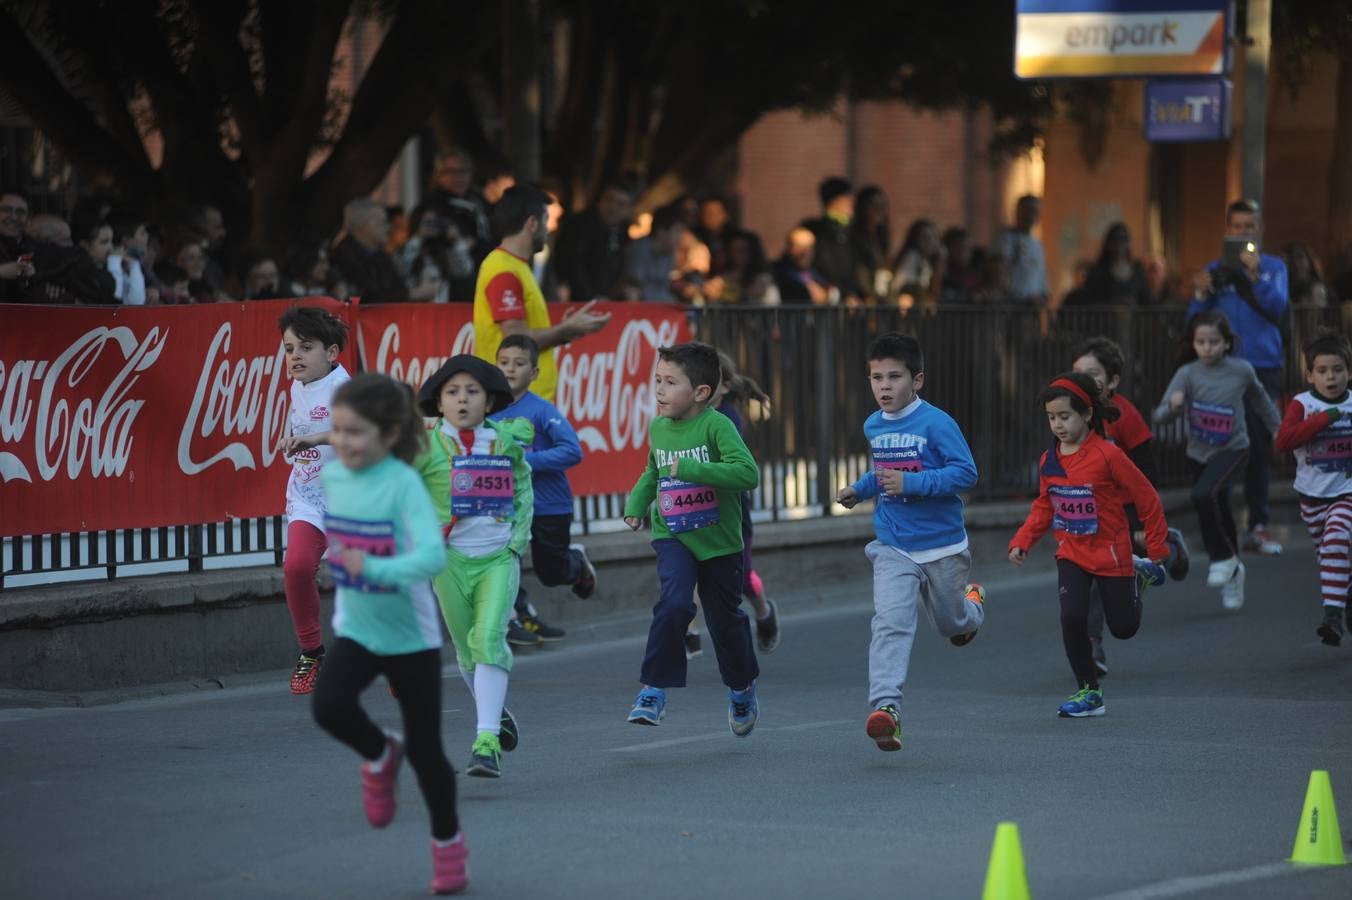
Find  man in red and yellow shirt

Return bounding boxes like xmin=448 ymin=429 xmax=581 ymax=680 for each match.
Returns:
xmin=473 ymin=185 xmax=610 ymax=401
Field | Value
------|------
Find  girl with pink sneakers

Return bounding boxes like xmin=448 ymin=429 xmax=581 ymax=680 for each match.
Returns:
xmin=309 ymin=374 xmax=468 ymax=894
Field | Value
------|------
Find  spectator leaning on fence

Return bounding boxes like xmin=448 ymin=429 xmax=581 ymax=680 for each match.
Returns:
xmin=331 ymin=198 xmax=418 ymax=304
xmin=1186 ymin=198 xmax=1289 ymax=557
xmin=472 ymin=184 xmax=611 ymax=402
xmin=998 ymin=194 xmax=1049 ymax=307
xmin=0 ymin=187 xmax=35 ymax=301
xmin=622 ymin=203 xmax=685 ymax=302
xmin=802 ymin=176 xmax=862 ymax=305
xmin=554 ymin=181 xmax=635 ymax=302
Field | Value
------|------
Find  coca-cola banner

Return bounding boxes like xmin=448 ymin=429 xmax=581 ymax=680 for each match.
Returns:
xmin=357 ymin=301 xmax=688 ymax=495
xmin=0 ymin=299 xmax=357 ymax=537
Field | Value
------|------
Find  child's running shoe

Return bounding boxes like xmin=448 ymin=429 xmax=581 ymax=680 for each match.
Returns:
xmin=570 ymin=543 xmax=597 ymax=599
xmin=756 ymin=599 xmax=780 ymax=652
xmin=289 ymin=650 xmax=323 ymax=695
xmin=1221 ymin=561 xmax=1246 ymax=610
xmin=1317 ymin=606 xmax=1345 ymax=647
xmin=466 ymin=732 xmax=502 ymax=778
xmin=506 ymin=618 xmax=543 ymax=647
xmin=430 ymin=834 xmax=469 ymax=895
xmin=360 ymin=732 xmax=404 ymax=827
xmin=499 ymin=708 xmax=519 ymax=752
xmin=1057 ymin=686 xmax=1105 ymax=718
xmin=684 ymin=631 xmax=703 ymax=659
xmin=1206 ymin=556 xmax=1239 ymax=587
xmin=728 ymin=683 xmax=759 ymax=737
xmin=865 ymin=705 xmax=902 ymax=751
xmin=1133 ymin=555 xmax=1166 ymax=590
xmin=627 ymin=686 xmax=666 ymax=725
xmin=950 ymin=583 xmax=985 ymax=646
xmin=1242 ymin=524 xmax=1283 ymax=556
xmin=1165 ymin=527 xmax=1191 ymax=580
xmin=521 ymin=613 xmax=566 ymax=642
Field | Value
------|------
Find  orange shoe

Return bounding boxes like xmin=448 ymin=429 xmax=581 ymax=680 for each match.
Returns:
xmin=865 ymin=705 xmax=902 ymax=752
xmin=950 ymin=584 xmax=984 ymax=647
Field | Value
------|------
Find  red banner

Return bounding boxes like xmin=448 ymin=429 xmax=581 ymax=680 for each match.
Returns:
xmin=1 ymin=299 xmax=357 ymax=537
xmin=357 ymin=301 xmax=688 ymax=495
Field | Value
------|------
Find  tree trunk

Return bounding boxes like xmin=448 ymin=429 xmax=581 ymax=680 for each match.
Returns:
xmin=1327 ymin=55 xmax=1352 ymax=267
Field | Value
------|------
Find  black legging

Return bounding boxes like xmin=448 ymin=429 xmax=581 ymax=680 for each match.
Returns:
xmin=1057 ymin=559 xmax=1142 ymax=687
xmin=1189 ymin=449 xmax=1249 ymax=561
xmin=312 ymin=638 xmax=459 ymax=839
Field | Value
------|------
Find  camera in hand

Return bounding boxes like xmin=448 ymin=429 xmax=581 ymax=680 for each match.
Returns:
xmin=1210 ymin=237 xmax=1258 ymax=292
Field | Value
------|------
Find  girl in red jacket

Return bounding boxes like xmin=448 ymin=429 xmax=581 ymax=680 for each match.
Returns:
xmin=1009 ymin=372 xmax=1170 ymax=718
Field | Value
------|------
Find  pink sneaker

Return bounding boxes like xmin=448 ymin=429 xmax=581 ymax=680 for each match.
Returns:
xmin=360 ymin=733 xmax=403 ymax=828
xmin=430 ymin=834 xmax=469 ymax=894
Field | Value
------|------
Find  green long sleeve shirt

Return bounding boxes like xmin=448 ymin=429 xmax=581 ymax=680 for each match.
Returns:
xmin=624 ymin=408 xmax=760 ymax=560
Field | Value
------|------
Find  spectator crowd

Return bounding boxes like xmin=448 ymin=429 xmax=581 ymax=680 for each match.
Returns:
xmin=2 ymin=152 xmax=1348 ymax=314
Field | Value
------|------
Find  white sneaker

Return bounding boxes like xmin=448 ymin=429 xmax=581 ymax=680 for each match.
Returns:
xmin=1241 ymin=525 xmax=1283 ymax=556
xmin=1207 ymin=557 xmax=1239 ymax=588
xmin=1221 ymin=561 xmax=1246 ymax=609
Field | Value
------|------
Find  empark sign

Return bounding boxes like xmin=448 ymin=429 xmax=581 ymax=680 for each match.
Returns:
xmin=1015 ymin=0 xmax=1231 ymax=79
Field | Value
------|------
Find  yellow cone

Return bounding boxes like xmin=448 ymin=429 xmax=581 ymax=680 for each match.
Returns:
xmin=982 ymin=821 xmax=1032 ymax=900
xmin=1289 ymin=770 xmax=1346 ymax=866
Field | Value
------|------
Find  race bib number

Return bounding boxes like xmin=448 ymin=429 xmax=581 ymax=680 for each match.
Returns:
xmin=324 ymin=514 xmax=397 ymax=593
xmin=1308 ymin=427 xmax=1352 ymax=473
xmin=1049 ymin=485 xmax=1098 ymax=536
xmin=451 ymin=454 xmax=514 ymax=518
xmin=1189 ymin=401 xmax=1235 ymax=446
xmin=658 ymin=477 xmax=720 ymax=533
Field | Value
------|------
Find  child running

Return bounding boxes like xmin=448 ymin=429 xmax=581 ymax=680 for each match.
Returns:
xmin=684 ymin=352 xmax=780 ymax=657
xmin=622 ymin=341 xmax=762 ymax=734
xmin=1153 ymin=311 xmax=1280 ymax=610
xmin=1274 ymin=329 xmax=1352 ymax=646
xmin=1009 ymin=371 xmax=1170 ymax=718
xmin=276 ymin=306 xmax=351 ymax=694
xmin=494 ymin=334 xmax=597 ymax=646
xmin=1070 ymin=336 xmax=1190 ymax=676
xmin=309 ymin=373 xmax=466 ymax=895
xmin=415 ymin=356 xmax=534 ymax=778
xmin=835 ymin=333 xmax=984 ymax=751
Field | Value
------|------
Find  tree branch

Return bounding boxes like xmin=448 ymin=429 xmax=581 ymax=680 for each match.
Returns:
xmin=187 ymin=0 xmax=263 ymax=156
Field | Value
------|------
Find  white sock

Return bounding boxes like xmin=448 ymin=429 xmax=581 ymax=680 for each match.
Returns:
xmin=367 ymin=728 xmax=398 ymax=772
xmin=473 ymin=664 xmax=509 ymax=735
xmin=458 ymin=665 xmax=475 ymax=698
xmin=434 ymin=831 xmax=464 ymax=848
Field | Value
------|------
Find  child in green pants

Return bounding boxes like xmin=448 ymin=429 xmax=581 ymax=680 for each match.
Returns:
xmin=415 ymin=355 xmax=534 ymax=778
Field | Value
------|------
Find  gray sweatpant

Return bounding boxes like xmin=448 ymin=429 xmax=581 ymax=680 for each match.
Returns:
xmin=866 ymin=541 xmax=984 ymax=710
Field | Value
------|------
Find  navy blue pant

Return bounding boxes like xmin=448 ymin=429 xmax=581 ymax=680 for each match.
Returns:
xmin=1243 ymin=366 xmax=1282 ymax=529
xmin=515 ymin=513 xmax=582 ymax=617
xmin=640 ymin=540 xmax=759 ymax=690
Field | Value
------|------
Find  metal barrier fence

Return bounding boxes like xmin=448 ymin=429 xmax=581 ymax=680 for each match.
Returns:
xmin=5 ymin=303 xmax=1347 ymax=588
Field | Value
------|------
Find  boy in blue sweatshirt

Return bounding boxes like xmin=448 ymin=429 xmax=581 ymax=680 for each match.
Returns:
xmin=835 ymin=333 xmax=985 ymax=752
xmin=493 ymin=335 xmax=598 ymax=645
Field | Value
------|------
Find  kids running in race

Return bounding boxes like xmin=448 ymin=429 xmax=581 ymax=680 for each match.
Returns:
xmin=623 ymin=341 xmax=762 ymax=734
xmin=1274 ymin=329 xmax=1352 ymax=646
xmin=836 ymin=333 xmax=985 ymax=750
xmin=1153 ymin=311 xmax=1280 ymax=610
xmin=415 ymin=355 xmax=534 ymax=778
xmin=309 ymin=373 xmax=467 ymax=895
xmin=277 ymin=306 xmax=351 ymax=695
xmin=1009 ymin=371 xmax=1170 ymax=718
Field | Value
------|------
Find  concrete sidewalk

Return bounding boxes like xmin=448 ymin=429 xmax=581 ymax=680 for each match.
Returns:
xmin=0 ymin=487 xmax=1286 ymax=701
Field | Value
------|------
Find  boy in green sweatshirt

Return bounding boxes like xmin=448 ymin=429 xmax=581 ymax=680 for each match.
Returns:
xmin=622 ymin=342 xmax=762 ymax=736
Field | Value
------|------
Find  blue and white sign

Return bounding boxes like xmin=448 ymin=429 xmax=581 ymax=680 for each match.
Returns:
xmin=1144 ymin=77 xmax=1230 ymax=141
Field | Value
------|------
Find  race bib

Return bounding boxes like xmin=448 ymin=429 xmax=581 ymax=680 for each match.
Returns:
xmin=1308 ymin=427 xmax=1352 ymax=473
xmin=324 ymin=514 xmax=397 ymax=593
xmin=451 ymin=454 xmax=514 ymax=518
xmin=658 ymin=477 xmax=720 ymax=533
xmin=1049 ymin=485 xmax=1098 ymax=536
xmin=1189 ymin=401 xmax=1235 ymax=446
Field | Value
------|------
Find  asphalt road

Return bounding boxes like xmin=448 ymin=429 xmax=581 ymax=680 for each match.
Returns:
xmin=3 ymin=509 xmax=1351 ymax=899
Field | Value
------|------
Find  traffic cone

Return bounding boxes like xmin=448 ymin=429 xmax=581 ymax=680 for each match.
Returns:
xmin=982 ymin=821 xmax=1032 ymax=900
xmin=1288 ymin=770 xmax=1346 ymax=865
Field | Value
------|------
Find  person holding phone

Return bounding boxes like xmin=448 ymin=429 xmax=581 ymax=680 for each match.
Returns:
xmin=1186 ymin=199 xmax=1290 ymax=557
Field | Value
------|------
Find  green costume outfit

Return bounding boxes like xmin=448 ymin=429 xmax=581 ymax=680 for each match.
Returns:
xmin=416 ymin=416 xmax=534 ymax=672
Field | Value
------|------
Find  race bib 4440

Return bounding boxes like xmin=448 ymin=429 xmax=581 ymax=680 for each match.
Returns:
xmin=658 ymin=476 xmax=720 ymax=533
xmin=451 ymin=454 xmax=515 ymax=518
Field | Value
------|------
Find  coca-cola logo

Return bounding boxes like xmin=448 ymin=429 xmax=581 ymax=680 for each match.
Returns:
xmin=556 ymin=317 xmax=681 ymax=453
xmin=0 ymin=325 xmax=167 ymax=483
xmin=372 ymin=320 xmax=474 ymax=387
xmin=177 ymin=322 xmax=288 ymax=474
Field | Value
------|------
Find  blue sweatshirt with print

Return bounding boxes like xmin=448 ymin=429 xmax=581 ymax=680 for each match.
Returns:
xmin=850 ymin=398 xmax=977 ymax=552
xmin=493 ymin=391 xmax=582 ymax=516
